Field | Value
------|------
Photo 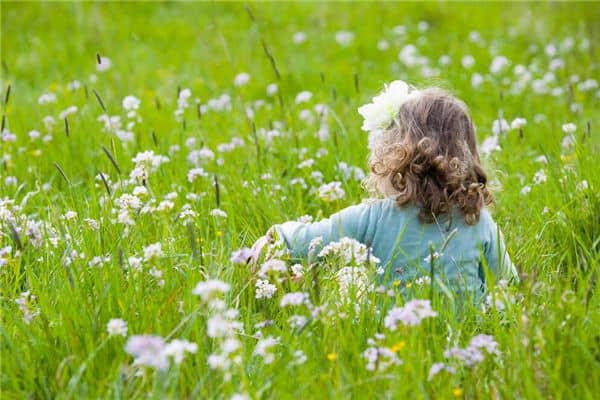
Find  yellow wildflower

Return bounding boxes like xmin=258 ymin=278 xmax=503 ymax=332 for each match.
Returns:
xmin=388 ymin=341 xmax=406 ymax=352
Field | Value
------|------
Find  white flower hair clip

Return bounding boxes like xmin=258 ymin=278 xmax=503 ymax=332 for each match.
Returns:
xmin=357 ymin=80 xmax=420 ymax=147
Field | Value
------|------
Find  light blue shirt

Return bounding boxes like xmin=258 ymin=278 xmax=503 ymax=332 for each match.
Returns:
xmin=273 ymin=197 xmax=518 ymax=293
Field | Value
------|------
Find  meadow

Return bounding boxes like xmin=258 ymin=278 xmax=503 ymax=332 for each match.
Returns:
xmin=1 ymin=2 xmax=599 ymax=399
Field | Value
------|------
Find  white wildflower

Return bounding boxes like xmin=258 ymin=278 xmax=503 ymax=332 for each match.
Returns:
xmin=193 ymin=279 xmax=230 ymax=302
xmin=293 ymin=32 xmax=307 ymax=44
xmin=490 ymin=55 xmax=510 ymax=74
xmin=280 ymin=292 xmax=309 ymax=307
xmin=511 ymin=117 xmax=527 ymax=129
xmin=255 ymin=279 xmax=277 ymax=299
xmin=520 ymin=185 xmax=532 ymax=195
xmin=234 ymin=72 xmax=250 ymax=87
xmin=97 ymin=56 xmax=112 ymax=72
xmin=164 ymin=339 xmax=198 ymax=364
xmin=125 ymin=335 xmax=169 ymax=370
xmin=187 ymin=167 xmax=208 ymax=183
xmin=266 ymin=83 xmax=278 ymax=96
xmin=533 ymin=169 xmax=547 ymax=184
xmin=384 ymin=299 xmax=438 ymax=329
xmin=38 ymin=93 xmax=57 ymax=104
xmin=492 ymin=119 xmax=509 ymax=135
xmin=461 ymin=55 xmax=475 ymax=69
xmin=253 ymin=336 xmax=279 ymax=364
xmin=122 ymin=96 xmax=141 ymax=111
xmin=337 ymin=267 xmax=370 ymax=299
xmin=210 ymin=208 xmax=227 ymax=218
xmin=335 ymin=30 xmax=354 ymax=46
xmin=107 ymin=318 xmax=128 ymax=337
xmin=143 ymin=242 xmax=163 ymax=262
xmin=318 ymin=181 xmax=345 ymax=202
xmin=295 ymin=91 xmax=313 ymax=104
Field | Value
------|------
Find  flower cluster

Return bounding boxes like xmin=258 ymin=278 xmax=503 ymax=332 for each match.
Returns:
xmin=383 ymin=299 xmax=438 ymax=329
xmin=130 ymin=151 xmax=169 ymax=183
xmin=125 ymin=335 xmax=197 ymax=370
xmin=336 ymin=266 xmax=370 ymax=300
xmin=318 ymin=237 xmax=380 ymax=267
xmin=317 ymin=181 xmax=345 ymax=202
xmin=429 ymin=334 xmax=501 ymax=380
xmin=15 ymin=291 xmax=40 ymax=324
xmin=193 ymin=278 xmax=243 ymax=381
xmin=362 ymin=334 xmax=403 ymax=372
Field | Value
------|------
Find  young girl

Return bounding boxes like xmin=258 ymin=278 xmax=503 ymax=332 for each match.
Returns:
xmin=252 ymin=81 xmax=518 ymax=294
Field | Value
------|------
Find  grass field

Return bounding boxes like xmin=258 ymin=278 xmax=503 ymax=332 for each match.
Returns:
xmin=1 ymin=2 xmax=599 ymax=399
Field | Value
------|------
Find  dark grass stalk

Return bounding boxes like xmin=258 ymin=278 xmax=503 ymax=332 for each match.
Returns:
xmin=568 ymin=83 xmax=574 ymax=104
xmin=177 ymin=85 xmax=181 ymax=99
xmin=183 ymin=118 xmax=186 ymax=131
xmin=53 ymin=162 xmax=70 ymax=185
xmin=8 ymin=221 xmax=23 ymax=250
xmin=312 ymin=264 xmax=320 ymax=304
xmin=63 ymin=263 xmax=75 ymax=289
xmin=332 ymin=86 xmax=337 ymax=102
xmin=251 ymin=122 xmax=261 ymax=170
xmin=4 ymin=84 xmax=10 ymax=106
xmin=98 ymin=172 xmax=111 ymax=196
xmin=332 ymin=128 xmax=338 ymax=151
xmin=188 ymin=223 xmax=199 ymax=261
xmin=584 ymin=270 xmax=596 ymax=310
xmin=1 ymin=114 xmax=5 ymax=132
xmin=199 ymin=241 xmax=204 ymax=268
xmin=118 ymin=246 xmax=124 ymax=269
xmin=197 ymin=103 xmax=202 ymax=120
xmin=151 ymin=129 xmax=158 ymax=147
xmin=587 ymin=120 xmax=591 ymax=138
xmin=101 ymin=145 xmax=121 ymax=174
xmin=428 ymin=244 xmax=436 ymax=301
xmin=244 ymin=5 xmax=256 ymax=22
xmin=320 ymin=71 xmax=325 ymax=83
xmin=262 ymin=39 xmax=281 ymax=80
xmin=155 ymin=97 xmax=161 ymax=110
xmin=354 ymin=73 xmax=360 ymax=93
xmin=277 ymin=91 xmax=284 ymax=112
xmin=96 ymin=53 xmax=102 ymax=64
xmin=92 ymin=90 xmax=107 ymax=113
xmin=84 ymin=84 xmax=89 ymax=100
xmin=64 ymin=117 xmax=70 ymax=137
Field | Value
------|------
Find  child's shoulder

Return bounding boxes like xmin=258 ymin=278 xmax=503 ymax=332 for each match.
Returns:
xmin=357 ymin=197 xmax=497 ymax=229
xmin=477 ymin=207 xmax=496 ymax=228
xmin=359 ymin=196 xmax=420 ymax=219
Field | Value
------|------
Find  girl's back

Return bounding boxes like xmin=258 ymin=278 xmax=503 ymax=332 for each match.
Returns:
xmin=272 ymin=196 xmax=517 ymax=292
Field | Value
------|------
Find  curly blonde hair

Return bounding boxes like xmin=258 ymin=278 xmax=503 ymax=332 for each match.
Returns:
xmin=364 ymin=87 xmax=493 ymax=225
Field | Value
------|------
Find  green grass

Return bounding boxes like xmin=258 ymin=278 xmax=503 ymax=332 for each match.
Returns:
xmin=1 ymin=2 xmax=599 ymax=399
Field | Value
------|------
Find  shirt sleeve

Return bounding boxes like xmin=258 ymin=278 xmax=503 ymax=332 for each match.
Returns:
xmin=271 ymin=201 xmax=379 ymax=259
xmin=483 ymin=219 xmax=519 ymax=283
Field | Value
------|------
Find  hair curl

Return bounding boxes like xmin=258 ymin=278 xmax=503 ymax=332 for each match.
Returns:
xmin=364 ymin=88 xmax=493 ymax=225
